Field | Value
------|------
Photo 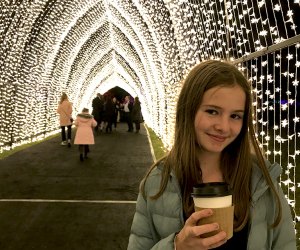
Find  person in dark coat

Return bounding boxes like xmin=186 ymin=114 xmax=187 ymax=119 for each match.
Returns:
xmin=92 ymin=93 xmax=104 ymax=133
xmin=122 ymin=95 xmax=133 ymax=132
xmin=131 ymin=96 xmax=143 ymax=133
xmin=112 ymin=97 xmax=119 ymax=129
xmin=103 ymin=95 xmax=115 ymax=133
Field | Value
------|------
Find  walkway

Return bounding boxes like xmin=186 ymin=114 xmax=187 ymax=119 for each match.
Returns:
xmin=0 ymin=122 xmax=154 ymax=250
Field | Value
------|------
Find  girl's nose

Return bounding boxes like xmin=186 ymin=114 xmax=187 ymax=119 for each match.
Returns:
xmin=214 ymin=116 xmax=230 ymax=132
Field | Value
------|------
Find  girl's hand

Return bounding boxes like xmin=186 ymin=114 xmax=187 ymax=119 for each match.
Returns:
xmin=175 ymin=209 xmax=227 ymax=250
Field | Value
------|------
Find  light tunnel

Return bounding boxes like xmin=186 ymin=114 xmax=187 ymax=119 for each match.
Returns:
xmin=1 ymin=0 xmax=172 ymax=150
xmin=0 ymin=0 xmax=300 ymax=223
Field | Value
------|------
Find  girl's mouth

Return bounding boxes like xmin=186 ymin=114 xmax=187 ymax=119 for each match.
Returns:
xmin=208 ymin=134 xmax=226 ymax=142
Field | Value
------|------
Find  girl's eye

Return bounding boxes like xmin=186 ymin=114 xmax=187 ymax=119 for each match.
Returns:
xmin=205 ymin=109 xmax=218 ymax=115
xmin=231 ymin=114 xmax=242 ymax=120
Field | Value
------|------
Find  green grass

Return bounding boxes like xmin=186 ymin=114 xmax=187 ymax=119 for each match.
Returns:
xmin=145 ymin=125 xmax=168 ymax=160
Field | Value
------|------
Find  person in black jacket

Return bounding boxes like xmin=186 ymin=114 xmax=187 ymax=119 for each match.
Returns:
xmin=103 ymin=95 xmax=115 ymax=133
xmin=131 ymin=96 xmax=143 ymax=133
xmin=122 ymin=95 xmax=133 ymax=132
xmin=92 ymin=93 xmax=104 ymax=133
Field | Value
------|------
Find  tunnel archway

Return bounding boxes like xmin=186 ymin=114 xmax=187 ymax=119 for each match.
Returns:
xmin=104 ymin=86 xmax=129 ymax=102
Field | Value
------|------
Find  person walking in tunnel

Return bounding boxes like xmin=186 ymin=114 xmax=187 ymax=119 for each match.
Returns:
xmin=112 ymin=97 xmax=119 ymax=130
xmin=128 ymin=60 xmax=296 ymax=249
xmin=74 ymin=108 xmax=97 ymax=162
xmin=131 ymin=96 xmax=143 ymax=133
xmin=57 ymin=92 xmax=73 ymax=147
xmin=103 ymin=94 xmax=115 ymax=133
xmin=92 ymin=93 xmax=104 ymax=134
xmin=122 ymin=95 xmax=133 ymax=132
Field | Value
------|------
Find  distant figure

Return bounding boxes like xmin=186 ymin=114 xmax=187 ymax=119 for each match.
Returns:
xmin=57 ymin=92 xmax=73 ymax=147
xmin=131 ymin=97 xmax=143 ymax=133
xmin=92 ymin=93 xmax=104 ymax=133
xmin=103 ymin=95 xmax=115 ymax=133
xmin=112 ymin=97 xmax=119 ymax=129
xmin=74 ymin=108 xmax=97 ymax=162
xmin=122 ymin=95 xmax=133 ymax=132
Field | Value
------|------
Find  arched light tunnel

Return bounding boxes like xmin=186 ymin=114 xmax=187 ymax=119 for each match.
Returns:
xmin=0 ymin=0 xmax=300 ymax=224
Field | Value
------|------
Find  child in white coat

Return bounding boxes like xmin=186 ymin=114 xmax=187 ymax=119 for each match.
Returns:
xmin=74 ymin=108 xmax=97 ymax=161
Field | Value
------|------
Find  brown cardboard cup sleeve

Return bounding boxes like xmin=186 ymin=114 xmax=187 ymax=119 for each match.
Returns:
xmin=195 ymin=205 xmax=234 ymax=239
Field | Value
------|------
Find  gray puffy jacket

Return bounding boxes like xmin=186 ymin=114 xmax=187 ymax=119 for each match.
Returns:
xmin=128 ymin=161 xmax=296 ymax=250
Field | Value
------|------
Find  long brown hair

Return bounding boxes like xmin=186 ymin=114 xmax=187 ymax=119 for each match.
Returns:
xmin=60 ymin=92 xmax=68 ymax=104
xmin=141 ymin=60 xmax=282 ymax=231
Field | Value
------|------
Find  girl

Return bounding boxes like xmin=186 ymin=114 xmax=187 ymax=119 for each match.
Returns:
xmin=57 ymin=92 xmax=73 ymax=147
xmin=128 ymin=60 xmax=296 ymax=249
xmin=74 ymin=108 xmax=97 ymax=161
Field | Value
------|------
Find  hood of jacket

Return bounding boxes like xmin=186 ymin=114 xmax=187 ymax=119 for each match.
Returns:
xmin=251 ymin=159 xmax=281 ymax=203
xmin=76 ymin=113 xmax=94 ymax=122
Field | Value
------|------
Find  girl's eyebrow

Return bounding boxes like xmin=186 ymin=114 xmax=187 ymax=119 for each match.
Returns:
xmin=201 ymin=104 xmax=245 ymax=113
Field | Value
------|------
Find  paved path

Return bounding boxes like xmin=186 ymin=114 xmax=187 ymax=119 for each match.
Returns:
xmin=0 ymin=122 xmax=154 ymax=250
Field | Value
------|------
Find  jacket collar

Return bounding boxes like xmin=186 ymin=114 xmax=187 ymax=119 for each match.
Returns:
xmin=251 ymin=160 xmax=281 ymax=203
xmin=156 ymin=159 xmax=282 ymax=204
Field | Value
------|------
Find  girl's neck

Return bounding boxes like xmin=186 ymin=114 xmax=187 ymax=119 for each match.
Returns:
xmin=198 ymin=151 xmax=224 ymax=183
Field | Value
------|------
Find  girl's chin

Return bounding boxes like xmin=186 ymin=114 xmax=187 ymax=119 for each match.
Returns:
xmin=200 ymin=147 xmax=224 ymax=154
xmin=208 ymin=143 xmax=227 ymax=152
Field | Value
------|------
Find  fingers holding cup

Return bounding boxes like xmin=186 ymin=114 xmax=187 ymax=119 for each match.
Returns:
xmin=191 ymin=182 xmax=234 ymax=239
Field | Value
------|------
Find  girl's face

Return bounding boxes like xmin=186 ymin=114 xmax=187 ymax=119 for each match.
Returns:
xmin=194 ymin=84 xmax=246 ymax=155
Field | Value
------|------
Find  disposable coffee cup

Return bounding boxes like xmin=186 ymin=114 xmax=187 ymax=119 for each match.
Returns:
xmin=191 ymin=182 xmax=234 ymax=239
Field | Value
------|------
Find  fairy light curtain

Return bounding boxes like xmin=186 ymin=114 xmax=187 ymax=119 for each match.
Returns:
xmin=164 ymin=0 xmax=299 ymax=238
xmin=242 ymin=45 xmax=299 ymax=223
xmin=228 ymin=0 xmax=300 ymax=228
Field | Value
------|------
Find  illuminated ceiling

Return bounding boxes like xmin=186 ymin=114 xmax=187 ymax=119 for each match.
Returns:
xmin=0 ymin=0 xmax=299 ymax=150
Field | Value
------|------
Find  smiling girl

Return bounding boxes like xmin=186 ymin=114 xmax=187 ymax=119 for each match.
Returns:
xmin=128 ymin=60 xmax=296 ymax=250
